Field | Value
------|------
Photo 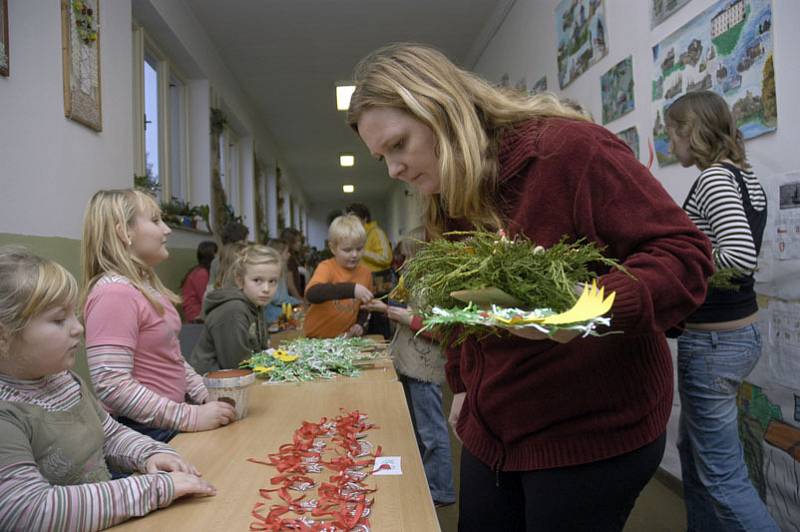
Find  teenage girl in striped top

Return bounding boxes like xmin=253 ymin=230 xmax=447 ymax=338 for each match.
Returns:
xmin=666 ymin=90 xmax=778 ymax=531
xmin=0 ymin=247 xmax=215 ymax=531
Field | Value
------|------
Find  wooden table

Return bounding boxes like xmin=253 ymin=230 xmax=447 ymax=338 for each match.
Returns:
xmin=114 ymin=380 xmax=440 ymax=531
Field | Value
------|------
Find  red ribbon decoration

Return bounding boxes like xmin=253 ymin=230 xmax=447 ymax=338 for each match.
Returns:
xmin=247 ymin=409 xmax=383 ymax=531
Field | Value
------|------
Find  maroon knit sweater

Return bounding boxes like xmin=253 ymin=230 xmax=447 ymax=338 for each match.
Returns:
xmin=445 ymin=118 xmax=713 ymax=472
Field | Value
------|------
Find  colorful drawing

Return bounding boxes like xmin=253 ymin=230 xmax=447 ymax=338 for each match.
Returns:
xmin=531 ymin=75 xmax=548 ymax=94
xmin=615 ymin=126 xmax=640 ymax=160
xmin=651 ymin=0 xmax=692 ymax=28
xmin=739 ymin=382 xmax=800 ymax=529
xmin=601 ymin=56 xmax=635 ymax=124
xmin=555 ymin=0 xmax=608 ymax=89
xmin=651 ymin=0 xmax=776 ymax=166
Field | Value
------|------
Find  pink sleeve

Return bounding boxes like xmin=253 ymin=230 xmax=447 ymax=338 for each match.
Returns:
xmin=84 ymin=284 xmax=141 ymax=350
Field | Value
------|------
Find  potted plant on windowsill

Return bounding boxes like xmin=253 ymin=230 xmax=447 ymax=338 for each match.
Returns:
xmin=160 ymin=197 xmax=210 ymax=231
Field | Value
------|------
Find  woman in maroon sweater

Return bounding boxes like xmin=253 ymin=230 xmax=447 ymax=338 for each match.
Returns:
xmin=347 ymin=44 xmax=713 ymax=531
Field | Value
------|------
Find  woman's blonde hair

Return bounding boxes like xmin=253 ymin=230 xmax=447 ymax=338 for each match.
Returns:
xmin=665 ymin=90 xmax=748 ymax=170
xmin=80 ymin=189 xmax=179 ymax=315
xmin=328 ymin=214 xmax=367 ymax=249
xmin=0 ymin=246 xmax=78 ymax=355
xmin=347 ymin=43 xmax=590 ymax=237
xmin=226 ymin=245 xmax=282 ymax=288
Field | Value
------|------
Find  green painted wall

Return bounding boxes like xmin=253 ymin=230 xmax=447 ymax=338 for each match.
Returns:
xmin=0 ymin=232 xmax=198 ymax=385
xmin=0 ymin=232 xmax=197 ymax=293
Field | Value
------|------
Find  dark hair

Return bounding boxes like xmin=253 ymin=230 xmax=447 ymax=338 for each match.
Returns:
xmin=221 ymin=221 xmax=249 ymax=245
xmin=266 ymin=238 xmax=289 ymax=253
xmin=346 ymin=203 xmax=371 ymax=222
xmin=326 ymin=209 xmax=343 ymax=226
xmin=196 ymin=241 xmax=217 ymax=269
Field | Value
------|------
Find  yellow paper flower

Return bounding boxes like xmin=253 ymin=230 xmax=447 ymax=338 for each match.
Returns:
xmin=253 ymin=365 xmax=276 ymax=374
xmin=272 ymin=350 xmax=299 ymax=363
xmin=539 ymin=280 xmax=615 ymax=325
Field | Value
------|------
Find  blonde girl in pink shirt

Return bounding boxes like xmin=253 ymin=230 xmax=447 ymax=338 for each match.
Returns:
xmin=81 ymin=189 xmax=235 ymax=442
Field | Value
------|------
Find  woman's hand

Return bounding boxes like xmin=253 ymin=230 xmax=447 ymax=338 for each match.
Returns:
xmin=387 ymin=306 xmax=413 ymax=327
xmin=362 ymin=299 xmax=388 ymax=313
xmin=448 ymin=392 xmax=466 ymax=443
xmin=508 ymin=327 xmax=580 ymax=344
xmin=193 ymin=401 xmax=237 ymax=431
xmin=353 ymin=284 xmax=374 ymax=303
xmin=145 ymin=453 xmax=199 ymax=476
xmin=169 ymin=472 xmax=217 ymax=499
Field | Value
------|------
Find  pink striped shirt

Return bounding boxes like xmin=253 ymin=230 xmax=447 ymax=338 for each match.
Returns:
xmin=85 ymin=275 xmax=207 ymax=431
xmin=0 ymin=371 xmax=176 ymax=531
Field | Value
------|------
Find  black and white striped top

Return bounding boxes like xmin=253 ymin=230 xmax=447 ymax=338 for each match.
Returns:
xmin=683 ymin=163 xmax=766 ymax=271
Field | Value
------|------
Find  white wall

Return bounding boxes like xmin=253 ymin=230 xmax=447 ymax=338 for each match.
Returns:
xmin=0 ymin=0 xmax=135 ymax=239
xmin=472 ymin=0 xmax=800 ymax=202
xmin=471 ymin=0 xmax=800 ymax=491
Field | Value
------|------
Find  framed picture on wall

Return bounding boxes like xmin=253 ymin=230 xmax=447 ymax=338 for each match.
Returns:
xmin=61 ymin=0 xmax=102 ymax=131
xmin=1 ymin=0 xmax=9 ymax=77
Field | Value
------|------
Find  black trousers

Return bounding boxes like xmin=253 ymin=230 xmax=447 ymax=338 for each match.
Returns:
xmin=458 ymin=432 xmax=666 ymax=532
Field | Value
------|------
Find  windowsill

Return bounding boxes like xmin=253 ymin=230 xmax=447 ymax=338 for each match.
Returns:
xmin=165 ymin=223 xmax=213 ymax=236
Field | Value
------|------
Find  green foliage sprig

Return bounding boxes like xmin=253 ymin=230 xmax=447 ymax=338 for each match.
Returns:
xmin=707 ymin=266 xmax=748 ymax=291
xmin=403 ymin=230 xmax=624 ymax=313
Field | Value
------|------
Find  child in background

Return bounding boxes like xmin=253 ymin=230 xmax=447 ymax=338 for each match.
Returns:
xmin=0 ymin=246 xmax=215 ymax=531
xmin=263 ymin=239 xmax=302 ymax=325
xmin=666 ymin=91 xmax=776 ymax=531
xmin=212 ymin=241 xmax=248 ymax=290
xmin=365 ymin=231 xmax=456 ymax=507
xmin=181 ymin=240 xmax=217 ymax=323
xmin=188 ymin=245 xmax=279 ymax=375
xmin=280 ymin=227 xmax=305 ymax=300
xmin=81 ymin=189 xmax=236 ymax=443
xmin=303 ymin=215 xmax=374 ymax=338
xmin=206 ymin=221 xmax=249 ymax=293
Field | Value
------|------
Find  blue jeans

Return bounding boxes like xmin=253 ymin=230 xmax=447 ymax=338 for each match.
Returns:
xmin=677 ymin=325 xmax=778 ymax=532
xmin=402 ymin=376 xmax=457 ymax=504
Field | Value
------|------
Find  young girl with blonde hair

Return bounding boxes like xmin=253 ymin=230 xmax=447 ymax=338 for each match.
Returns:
xmin=348 ymin=43 xmax=713 ymax=530
xmin=189 ymin=244 xmax=280 ymax=374
xmin=0 ymin=246 xmax=215 ymax=531
xmin=81 ymin=189 xmax=235 ymax=443
xmin=666 ymin=90 xmax=776 ymax=531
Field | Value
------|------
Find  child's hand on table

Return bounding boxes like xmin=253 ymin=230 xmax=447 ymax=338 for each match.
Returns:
xmin=145 ymin=452 xmax=199 ymax=476
xmin=345 ymin=323 xmax=364 ymax=338
xmin=193 ymin=401 xmax=237 ymax=431
xmin=169 ymin=472 xmax=217 ymax=499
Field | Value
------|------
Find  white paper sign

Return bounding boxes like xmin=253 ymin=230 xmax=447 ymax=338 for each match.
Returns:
xmin=372 ymin=456 xmax=402 ymax=475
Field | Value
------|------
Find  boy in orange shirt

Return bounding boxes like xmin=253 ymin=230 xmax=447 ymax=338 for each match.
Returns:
xmin=303 ymin=214 xmax=374 ymax=338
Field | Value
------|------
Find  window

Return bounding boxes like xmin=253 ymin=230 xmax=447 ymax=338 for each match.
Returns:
xmin=143 ymin=54 xmax=160 ymax=198
xmin=168 ymin=72 xmax=188 ymax=200
xmin=220 ymin=126 xmax=242 ymax=215
xmin=132 ymin=26 xmax=190 ymax=202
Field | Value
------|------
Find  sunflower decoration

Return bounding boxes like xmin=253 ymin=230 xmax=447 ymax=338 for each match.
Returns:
xmin=71 ymin=0 xmax=98 ymax=46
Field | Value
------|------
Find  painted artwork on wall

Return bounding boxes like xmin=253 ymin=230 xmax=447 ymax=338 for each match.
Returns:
xmin=651 ymin=0 xmax=692 ymax=28
xmin=0 ymin=0 xmax=8 ymax=77
xmin=61 ymin=0 xmax=102 ymax=131
xmin=531 ymin=75 xmax=548 ymax=94
xmin=555 ymin=0 xmax=608 ymax=89
xmin=615 ymin=126 xmax=640 ymax=160
xmin=601 ymin=56 xmax=635 ymax=124
xmin=651 ymin=0 xmax=776 ymax=166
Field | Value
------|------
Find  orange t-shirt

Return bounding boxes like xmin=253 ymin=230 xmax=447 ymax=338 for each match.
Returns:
xmin=303 ymin=258 xmax=373 ymax=338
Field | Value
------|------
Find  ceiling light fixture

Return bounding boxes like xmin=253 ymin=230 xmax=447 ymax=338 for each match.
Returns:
xmin=342 ymin=184 xmax=355 ymax=193
xmin=336 ymin=85 xmax=355 ymax=111
xmin=339 ymin=154 xmax=355 ymax=167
